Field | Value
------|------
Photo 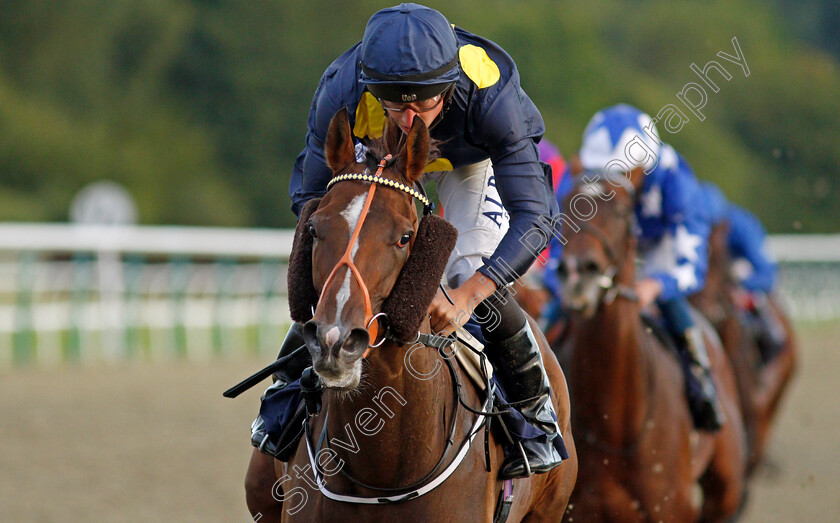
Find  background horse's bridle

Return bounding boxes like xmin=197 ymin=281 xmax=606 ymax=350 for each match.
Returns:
xmin=572 ymin=175 xmax=639 ymax=304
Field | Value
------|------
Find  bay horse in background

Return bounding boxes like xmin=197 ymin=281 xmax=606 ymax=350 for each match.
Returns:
xmin=514 ymin=264 xmax=567 ymax=348
xmin=690 ymin=220 xmax=797 ymax=474
xmin=555 ymin=175 xmax=746 ymax=522
xmin=274 ymin=109 xmax=576 ymax=521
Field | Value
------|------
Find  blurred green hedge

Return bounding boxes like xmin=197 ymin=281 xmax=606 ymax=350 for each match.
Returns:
xmin=0 ymin=0 xmax=837 ymax=232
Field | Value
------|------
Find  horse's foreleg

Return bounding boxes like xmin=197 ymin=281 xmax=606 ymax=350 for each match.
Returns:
xmin=700 ymin=388 xmax=747 ymax=521
xmin=700 ymin=421 xmax=747 ymax=522
xmin=245 ymin=448 xmax=283 ymax=521
xmin=747 ymin=332 xmax=797 ymax=473
xmin=764 ymin=336 xmax=797 ymax=419
xmin=699 ymin=321 xmax=748 ymax=522
xmin=763 ymin=301 xmax=798 ymax=420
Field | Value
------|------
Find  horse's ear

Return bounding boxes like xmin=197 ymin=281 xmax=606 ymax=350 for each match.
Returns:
xmin=382 ymin=118 xmax=405 ymax=155
xmin=403 ymin=115 xmax=430 ymax=185
xmin=326 ymin=108 xmax=356 ymax=174
xmin=628 ymin=166 xmax=646 ymax=191
xmin=569 ymin=154 xmax=584 ymax=176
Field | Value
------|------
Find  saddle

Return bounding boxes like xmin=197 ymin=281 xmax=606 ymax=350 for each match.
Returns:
xmin=250 ymin=334 xmax=495 ymax=463
xmin=250 ymin=323 xmax=568 ymax=464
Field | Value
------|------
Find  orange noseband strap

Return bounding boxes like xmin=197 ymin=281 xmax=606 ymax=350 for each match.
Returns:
xmin=318 ymin=155 xmax=392 ymax=355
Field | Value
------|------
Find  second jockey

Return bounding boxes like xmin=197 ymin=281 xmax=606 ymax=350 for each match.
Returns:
xmin=574 ymin=103 xmax=725 ymax=431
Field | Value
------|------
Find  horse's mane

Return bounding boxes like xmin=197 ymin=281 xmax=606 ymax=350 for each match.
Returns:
xmin=363 ymin=120 xmax=441 ymax=182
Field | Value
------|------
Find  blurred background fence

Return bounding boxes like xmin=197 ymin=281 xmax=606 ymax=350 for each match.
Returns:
xmin=0 ymin=223 xmax=837 ymax=367
xmin=767 ymin=235 xmax=840 ymax=322
xmin=0 ymin=223 xmax=294 ymax=367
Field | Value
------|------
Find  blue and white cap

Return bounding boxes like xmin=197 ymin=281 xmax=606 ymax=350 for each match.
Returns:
xmin=579 ymin=104 xmax=660 ymax=172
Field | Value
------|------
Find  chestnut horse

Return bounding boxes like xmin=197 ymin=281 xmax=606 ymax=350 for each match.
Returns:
xmin=556 ymin=176 xmax=746 ymax=522
xmin=690 ymin=222 xmax=797 ymax=474
xmin=273 ymin=109 xmax=576 ymax=521
xmin=513 ymin=269 xmax=567 ymax=348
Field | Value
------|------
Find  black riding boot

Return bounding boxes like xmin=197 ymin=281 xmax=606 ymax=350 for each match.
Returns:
xmin=677 ymin=327 xmax=725 ymax=431
xmin=487 ymin=321 xmax=564 ymax=479
xmin=250 ymin=323 xmax=312 ymax=455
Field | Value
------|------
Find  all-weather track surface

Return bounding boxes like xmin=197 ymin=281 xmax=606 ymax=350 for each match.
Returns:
xmin=1 ymin=322 xmax=838 ymax=522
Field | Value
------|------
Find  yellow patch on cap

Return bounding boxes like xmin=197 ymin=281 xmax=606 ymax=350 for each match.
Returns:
xmin=353 ymin=92 xmax=385 ymax=139
xmin=458 ymin=44 xmax=500 ymax=89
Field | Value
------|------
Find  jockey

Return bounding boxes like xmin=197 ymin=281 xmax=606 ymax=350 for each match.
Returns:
xmin=727 ymin=206 xmax=778 ymax=295
xmin=577 ymin=104 xmax=724 ymax=431
xmin=698 ymin=181 xmax=784 ymax=361
xmin=265 ymin=3 xmax=564 ymax=479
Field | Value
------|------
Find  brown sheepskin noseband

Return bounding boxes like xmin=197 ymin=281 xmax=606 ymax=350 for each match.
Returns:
xmin=381 ymin=214 xmax=458 ymax=343
xmin=287 ymin=197 xmax=457 ymax=342
xmin=287 ymin=198 xmax=322 ymax=323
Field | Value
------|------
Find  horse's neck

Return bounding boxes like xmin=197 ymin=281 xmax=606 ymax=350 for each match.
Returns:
xmin=692 ymin=227 xmax=731 ymax=326
xmin=322 ymin=340 xmax=455 ymax=488
xmin=706 ymin=226 xmax=732 ymax=295
xmin=569 ymin=254 xmax=649 ymax=443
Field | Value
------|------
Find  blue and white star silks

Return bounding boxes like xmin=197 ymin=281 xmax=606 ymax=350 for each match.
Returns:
xmin=573 ymin=104 xmax=710 ymax=302
xmin=727 ymin=205 xmax=777 ymax=293
xmin=640 ymin=185 xmax=662 ymax=218
xmin=636 ymin=145 xmax=710 ymax=300
xmin=674 ymin=224 xmax=703 ymax=263
xmin=674 ymin=264 xmax=699 ymax=293
xmin=697 ymin=181 xmax=777 ymax=294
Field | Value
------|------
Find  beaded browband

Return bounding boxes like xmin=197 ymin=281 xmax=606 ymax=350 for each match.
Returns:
xmin=326 ymin=170 xmax=431 ymax=209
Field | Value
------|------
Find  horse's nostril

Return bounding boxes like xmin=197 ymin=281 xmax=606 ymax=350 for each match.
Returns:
xmin=303 ymin=321 xmax=321 ymax=356
xmin=583 ymin=260 xmax=601 ymax=274
xmin=341 ymin=328 xmax=370 ymax=359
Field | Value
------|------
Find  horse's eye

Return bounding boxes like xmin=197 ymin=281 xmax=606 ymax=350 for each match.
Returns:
xmin=308 ymin=225 xmax=318 ymax=239
xmin=397 ymin=232 xmax=412 ymax=248
xmin=584 ymin=261 xmax=600 ymax=274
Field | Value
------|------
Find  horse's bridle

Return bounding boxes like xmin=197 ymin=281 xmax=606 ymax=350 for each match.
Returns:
xmin=572 ymin=191 xmax=639 ymax=305
xmin=319 ymin=154 xmax=432 ymax=356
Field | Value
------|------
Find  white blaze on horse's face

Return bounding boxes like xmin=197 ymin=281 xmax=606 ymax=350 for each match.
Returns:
xmin=333 ymin=192 xmax=368 ymax=325
xmin=560 ymin=254 xmax=604 ymax=319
